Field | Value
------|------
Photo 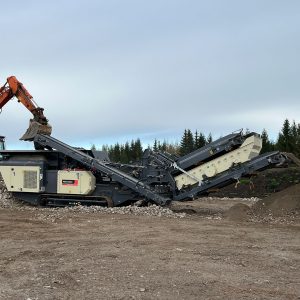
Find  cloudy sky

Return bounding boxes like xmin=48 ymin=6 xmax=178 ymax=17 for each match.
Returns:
xmin=1 ymin=0 xmax=299 ymax=149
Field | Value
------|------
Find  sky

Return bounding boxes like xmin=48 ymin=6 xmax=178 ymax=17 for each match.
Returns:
xmin=0 ymin=0 xmax=299 ymax=149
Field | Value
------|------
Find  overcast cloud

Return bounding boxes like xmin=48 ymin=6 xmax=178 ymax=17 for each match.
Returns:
xmin=1 ymin=0 xmax=299 ymax=149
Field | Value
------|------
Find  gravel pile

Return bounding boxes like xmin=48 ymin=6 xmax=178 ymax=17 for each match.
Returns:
xmin=248 ymin=210 xmax=300 ymax=225
xmin=0 ymin=193 xmax=186 ymax=220
xmin=0 ymin=175 xmax=186 ymax=218
xmin=0 ymin=177 xmax=25 ymax=209
xmin=249 ymin=184 xmax=300 ymax=224
xmin=206 ymin=196 xmax=260 ymax=203
xmin=33 ymin=205 xmax=186 ymax=222
xmin=225 ymin=205 xmax=300 ymax=224
xmin=212 ymin=186 xmax=300 ymax=224
xmin=1 ymin=172 xmax=298 ymax=224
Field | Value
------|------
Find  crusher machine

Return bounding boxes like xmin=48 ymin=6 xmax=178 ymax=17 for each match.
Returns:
xmin=0 ymin=131 xmax=286 ymax=207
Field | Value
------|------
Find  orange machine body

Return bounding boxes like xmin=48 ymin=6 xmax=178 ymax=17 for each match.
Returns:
xmin=0 ymin=75 xmax=51 ymax=141
xmin=0 ymin=76 xmax=48 ymax=124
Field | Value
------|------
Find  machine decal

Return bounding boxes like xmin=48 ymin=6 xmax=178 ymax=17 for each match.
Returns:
xmin=62 ymin=179 xmax=79 ymax=186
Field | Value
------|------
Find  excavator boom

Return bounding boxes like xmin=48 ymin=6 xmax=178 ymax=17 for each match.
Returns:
xmin=0 ymin=76 xmax=52 ymax=140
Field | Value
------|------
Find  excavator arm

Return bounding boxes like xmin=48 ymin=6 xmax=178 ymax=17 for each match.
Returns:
xmin=0 ymin=76 xmax=52 ymax=140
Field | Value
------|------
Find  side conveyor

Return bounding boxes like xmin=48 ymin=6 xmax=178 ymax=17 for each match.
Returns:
xmin=176 ymin=132 xmax=245 ymax=169
xmin=174 ymin=151 xmax=286 ymax=201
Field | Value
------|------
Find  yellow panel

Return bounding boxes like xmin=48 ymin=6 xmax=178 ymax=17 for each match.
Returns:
xmin=57 ymin=170 xmax=96 ymax=195
xmin=175 ymin=135 xmax=262 ymax=190
xmin=0 ymin=166 xmax=40 ymax=193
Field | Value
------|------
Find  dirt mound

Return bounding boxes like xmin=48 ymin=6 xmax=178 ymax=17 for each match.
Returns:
xmin=252 ymin=184 xmax=300 ymax=216
xmin=224 ymin=203 xmax=251 ymax=221
xmin=211 ymin=167 xmax=300 ymax=198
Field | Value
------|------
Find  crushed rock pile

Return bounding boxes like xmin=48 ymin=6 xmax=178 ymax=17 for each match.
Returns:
xmin=0 ymin=175 xmax=185 ymax=218
xmin=249 ymin=183 xmax=300 ymax=224
xmin=225 ymin=184 xmax=300 ymax=224
xmin=0 ymin=176 xmax=24 ymax=209
xmin=252 ymin=183 xmax=300 ymax=216
xmin=0 ymin=178 xmax=185 ymax=219
xmin=33 ymin=205 xmax=186 ymax=222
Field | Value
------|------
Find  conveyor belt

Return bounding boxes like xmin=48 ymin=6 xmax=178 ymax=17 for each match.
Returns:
xmin=176 ymin=132 xmax=245 ymax=169
xmin=174 ymin=151 xmax=286 ymax=201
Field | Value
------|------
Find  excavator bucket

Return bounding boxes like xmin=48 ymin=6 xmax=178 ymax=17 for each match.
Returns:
xmin=20 ymin=120 xmax=52 ymax=141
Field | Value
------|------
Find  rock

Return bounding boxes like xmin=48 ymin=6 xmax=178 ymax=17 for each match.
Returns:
xmin=224 ymin=203 xmax=251 ymax=221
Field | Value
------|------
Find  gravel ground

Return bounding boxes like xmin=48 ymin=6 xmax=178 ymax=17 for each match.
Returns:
xmin=0 ymin=182 xmax=299 ymax=299
xmin=0 ymin=205 xmax=299 ymax=300
xmin=0 ymin=183 xmax=298 ymax=225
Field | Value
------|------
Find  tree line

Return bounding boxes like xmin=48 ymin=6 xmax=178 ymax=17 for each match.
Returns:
xmin=92 ymin=119 xmax=300 ymax=163
xmin=261 ymin=119 xmax=300 ymax=157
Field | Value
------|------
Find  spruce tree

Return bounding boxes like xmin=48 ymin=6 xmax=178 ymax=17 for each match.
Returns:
xmin=136 ymin=138 xmax=143 ymax=161
xmin=108 ymin=145 xmax=114 ymax=161
xmin=194 ymin=130 xmax=199 ymax=150
xmin=277 ymin=119 xmax=292 ymax=152
xmin=297 ymin=123 xmax=300 ymax=157
xmin=180 ymin=129 xmax=188 ymax=155
xmin=206 ymin=133 xmax=213 ymax=144
xmin=261 ymin=129 xmax=273 ymax=153
xmin=292 ymin=122 xmax=300 ymax=158
xmin=114 ymin=143 xmax=121 ymax=162
xmin=130 ymin=140 xmax=136 ymax=161
xmin=124 ymin=142 xmax=131 ymax=162
xmin=196 ymin=132 xmax=206 ymax=149
xmin=161 ymin=140 xmax=167 ymax=152
xmin=153 ymin=139 xmax=158 ymax=151
xmin=101 ymin=145 xmax=108 ymax=152
xmin=186 ymin=129 xmax=194 ymax=153
xmin=290 ymin=121 xmax=298 ymax=155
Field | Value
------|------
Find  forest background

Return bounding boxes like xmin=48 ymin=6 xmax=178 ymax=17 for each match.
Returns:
xmin=92 ymin=119 xmax=300 ymax=163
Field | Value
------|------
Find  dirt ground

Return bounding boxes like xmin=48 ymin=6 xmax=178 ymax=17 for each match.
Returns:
xmin=0 ymin=197 xmax=299 ymax=300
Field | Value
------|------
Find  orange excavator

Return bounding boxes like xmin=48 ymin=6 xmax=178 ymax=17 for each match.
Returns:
xmin=0 ymin=76 xmax=52 ymax=140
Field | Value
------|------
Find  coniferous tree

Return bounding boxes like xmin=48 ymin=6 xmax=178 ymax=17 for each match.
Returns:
xmin=261 ymin=129 xmax=274 ymax=153
xmin=108 ymin=145 xmax=114 ymax=161
xmin=130 ymin=140 xmax=136 ymax=161
xmin=160 ymin=140 xmax=167 ymax=152
xmin=290 ymin=121 xmax=298 ymax=155
xmin=206 ymin=133 xmax=213 ymax=144
xmin=277 ymin=119 xmax=292 ymax=152
xmin=195 ymin=132 xmax=206 ymax=149
xmin=132 ymin=138 xmax=143 ymax=162
xmin=194 ymin=130 xmax=199 ymax=150
xmin=153 ymin=139 xmax=158 ymax=151
xmin=101 ymin=144 xmax=108 ymax=152
xmin=124 ymin=142 xmax=131 ymax=162
xmin=114 ymin=143 xmax=121 ymax=162
xmin=119 ymin=144 xmax=127 ymax=163
xmin=103 ymin=120 xmax=300 ymax=163
xmin=180 ymin=129 xmax=189 ymax=155
xmin=136 ymin=138 xmax=143 ymax=161
xmin=186 ymin=129 xmax=194 ymax=153
xmin=157 ymin=140 xmax=161 ymax=150
xmin=297 ymin=123 xmax=300 ymax=157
